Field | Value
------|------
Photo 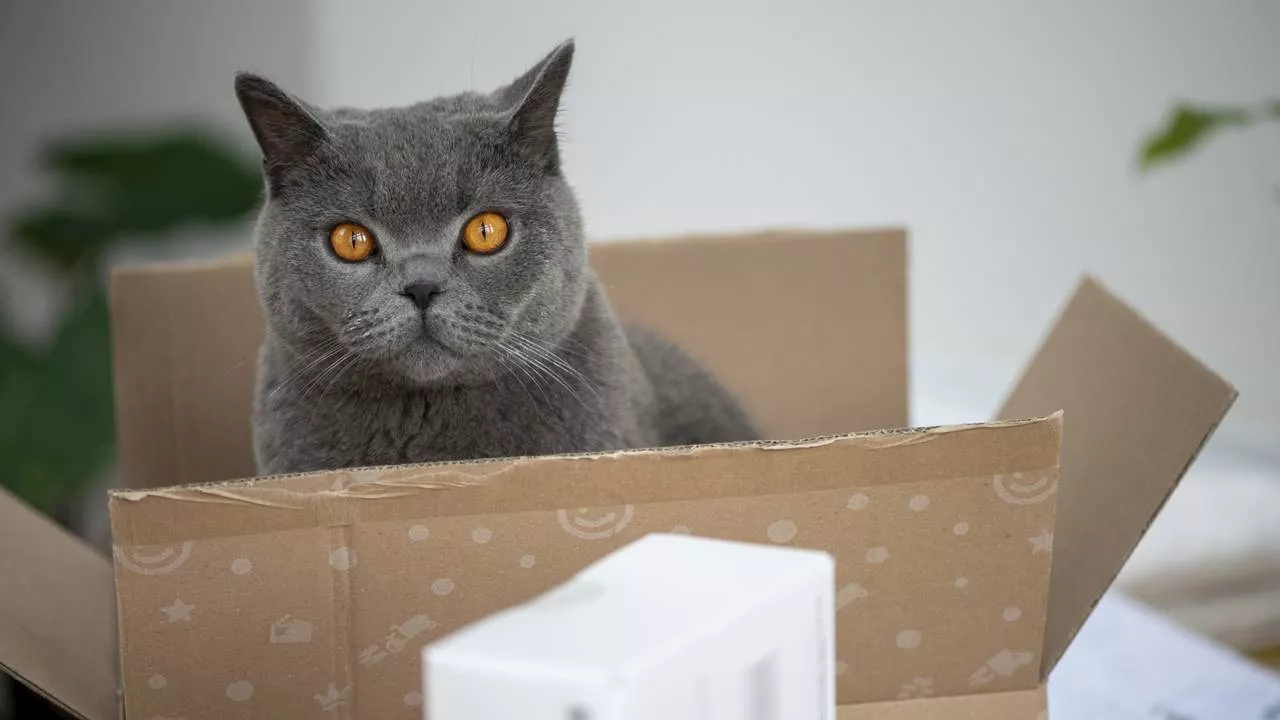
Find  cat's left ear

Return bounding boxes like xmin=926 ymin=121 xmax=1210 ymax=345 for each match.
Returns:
xmin=235 ymin=72 xmax=329 ymax=195
xmin=498 ymin=39 xmax=575 ymax=172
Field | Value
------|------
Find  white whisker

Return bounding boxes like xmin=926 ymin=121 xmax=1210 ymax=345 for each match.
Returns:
xmin=501 ymin=338 xmax=589 ymax=409
xmin=504 ymin=342 xmax=558 ymax=402
xmin=269 ymin=339 xmax=346 ymax=399
xmin=298 ymin=347 xmax=355 ymax=400
xmin=506 ymin=333 xmax=600 ymax=399
xmin=320 ymin=352 xmax=363 ymax=399
xmin=487 ymin=347 xmax=541 ymax=410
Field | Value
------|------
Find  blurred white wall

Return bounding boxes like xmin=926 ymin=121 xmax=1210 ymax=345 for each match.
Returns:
xmin=312 ymin=0 xmax=1280 ymax=458
xmin=0 ymin=0 xmax=316 ymax=340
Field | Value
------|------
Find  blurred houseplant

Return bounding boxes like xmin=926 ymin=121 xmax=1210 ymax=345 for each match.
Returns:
xmin=0 ymin=128 xmax=260 ymax=517
xmin=1140 ymin=99 xmax=1280 ymax=171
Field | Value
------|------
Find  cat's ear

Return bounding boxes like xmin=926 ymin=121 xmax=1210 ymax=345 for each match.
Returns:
xmin=234 ymin=72 xmax=329 ymax=193
xmin=497 ymin=39 xmax=575 ymax=172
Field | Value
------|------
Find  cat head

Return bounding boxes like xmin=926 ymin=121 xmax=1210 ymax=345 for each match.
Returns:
xmin=235 ymin=40 xmax=587 ymax=388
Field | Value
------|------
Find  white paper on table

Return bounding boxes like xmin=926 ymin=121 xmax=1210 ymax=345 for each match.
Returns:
xmin=1050 ymin=592 xmax=1280 ymax=720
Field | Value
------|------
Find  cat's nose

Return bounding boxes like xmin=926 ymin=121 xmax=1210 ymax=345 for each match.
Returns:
xmin=401 ymin=281 xmax=441 ymax=310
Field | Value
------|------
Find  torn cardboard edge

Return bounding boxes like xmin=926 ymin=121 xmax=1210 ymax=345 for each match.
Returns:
xmin=111 ymin=416 xmax=1055 ymax=497
xmin=107 ymin=414 xmax=1063 ymax=547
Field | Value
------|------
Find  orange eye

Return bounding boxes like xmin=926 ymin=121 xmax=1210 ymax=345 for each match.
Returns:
xmin=329 ymin=222 xmax=376 ymax=262
xmin=462 ymin=212 xmax=509 ymax=254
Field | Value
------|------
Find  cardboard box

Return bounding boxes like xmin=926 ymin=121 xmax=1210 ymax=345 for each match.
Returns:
xmin=424 ymin=533 xmax=836 ymax=720
xmin=0 ymin=229 xmax=1236 ymax=719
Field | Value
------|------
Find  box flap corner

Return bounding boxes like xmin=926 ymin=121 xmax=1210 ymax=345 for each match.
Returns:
xmin=996 ymin=275 xmax=1236 ymax=678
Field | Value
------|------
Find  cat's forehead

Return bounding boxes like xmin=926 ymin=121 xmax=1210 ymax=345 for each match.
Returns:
xmin=324 ymin=93 xmax=506 ymax=154
xmin=314 ymin=94 xmax=522 ymax=220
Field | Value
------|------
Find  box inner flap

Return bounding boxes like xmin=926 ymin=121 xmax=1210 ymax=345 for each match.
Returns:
xmin=997 ymin=277 xmax=1236 ymax=678
xmin=109 ymin=229 xmax=907 ymax=490
xmin=0 ymin=488 xmax=118 ymax=720
xmin=590 ymin=229 xmax=907 ymax=441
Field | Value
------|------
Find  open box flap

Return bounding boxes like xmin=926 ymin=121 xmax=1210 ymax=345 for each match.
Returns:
xmin=997 ymin=277 xmax=1237 ymax=678
xmin=0 ymin=488 xmax=118 ymax=720
xmin=109 ymin=229 xmax=908 ymax=490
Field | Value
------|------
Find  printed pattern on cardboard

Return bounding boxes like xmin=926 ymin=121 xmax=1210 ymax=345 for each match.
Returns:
xmin=114 ymin=469 xmax=1055 ymax=719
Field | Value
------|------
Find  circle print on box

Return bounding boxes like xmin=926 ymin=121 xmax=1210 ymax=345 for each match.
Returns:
xmin=557 ymin=506 xmax=635 ymax=540
xmin=993 ymin=472 xmax=1057 ymax=505
xmin=114 ymin=542 xmax=195 ymax=576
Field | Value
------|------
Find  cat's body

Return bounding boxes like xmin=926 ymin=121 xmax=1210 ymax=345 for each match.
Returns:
xmin=238 ymin=41 xmax=756 ymax=475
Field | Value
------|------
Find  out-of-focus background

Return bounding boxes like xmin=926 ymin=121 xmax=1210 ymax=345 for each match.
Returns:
xmin=1 ymin=0 xmax=1278 ymax=717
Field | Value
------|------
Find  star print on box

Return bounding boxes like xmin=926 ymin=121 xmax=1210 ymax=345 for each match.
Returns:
xmin=1029 ymin=530 xmax=1054 ymax=554
xmin=161 ymin=599 xmax=194 ymax=623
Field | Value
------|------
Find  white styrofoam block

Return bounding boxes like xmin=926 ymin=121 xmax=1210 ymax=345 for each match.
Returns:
xmin=423 ymin=533 xmax=835 ymax=720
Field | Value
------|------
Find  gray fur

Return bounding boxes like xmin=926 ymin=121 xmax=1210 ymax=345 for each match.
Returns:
xmin=235 ymin=40 xmax=757 ymax=475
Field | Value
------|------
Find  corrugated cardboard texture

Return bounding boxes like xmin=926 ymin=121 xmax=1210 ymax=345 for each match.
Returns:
xmin=998 ymin=278 xmax=1237 ymax=678
xmin=0 ymin=488 xmax=118 ymax=720
xmin=838 ymin=686 xmax=1046 ymax=720
xmin=110 ymin=229 xmax=908 ymax=491
xmin=109 ymin=417 xmax=1059 ymax=719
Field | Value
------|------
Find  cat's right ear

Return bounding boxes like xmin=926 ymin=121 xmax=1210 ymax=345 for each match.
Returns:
xmin=496 ymin=40 xmax=575 ymax=174
xmin=234 ymin=73 xmax=328 ymax=194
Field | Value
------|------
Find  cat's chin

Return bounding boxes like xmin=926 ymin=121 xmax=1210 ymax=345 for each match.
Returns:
xmin=389 ymin=340 xmax=461 ymax=385
xmin=385 ymin=338 xmax=497 ymax=389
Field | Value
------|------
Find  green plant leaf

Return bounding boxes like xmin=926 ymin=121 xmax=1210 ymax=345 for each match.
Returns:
xmin=0 ymin=290 xmax=115 ymax=511
xmin=12 ymin=129 xmax=262 ymax=271
xmin=13 ymin=207 xmax=117 ymax=270
xmin=44 ymin=131 xmax=263 ymax=226
xmin=1139 ymin=103 xmax=1254 ymax=172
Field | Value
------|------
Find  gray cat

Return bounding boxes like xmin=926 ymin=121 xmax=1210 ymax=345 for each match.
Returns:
xmin=235 ymin=40 xmax=758 ymax=475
